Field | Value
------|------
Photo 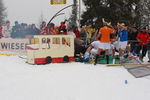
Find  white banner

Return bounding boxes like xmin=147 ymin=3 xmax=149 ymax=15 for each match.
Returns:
xmin=0 ymin=38 xmax=30 ymax=55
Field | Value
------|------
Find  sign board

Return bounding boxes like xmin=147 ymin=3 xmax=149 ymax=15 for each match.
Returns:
xmin=0 ymin=38 xmax=30 ymax=55
xmin=51 ymin=0 xmax=66 ymax=5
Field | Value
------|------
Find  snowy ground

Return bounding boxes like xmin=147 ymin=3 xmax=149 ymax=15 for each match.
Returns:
xmin=0 ymin=55 xmax=150 ymax=100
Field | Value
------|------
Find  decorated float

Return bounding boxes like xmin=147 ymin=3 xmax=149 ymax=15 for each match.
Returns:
xmin=26 ymin=35 xmax=75 ymax=64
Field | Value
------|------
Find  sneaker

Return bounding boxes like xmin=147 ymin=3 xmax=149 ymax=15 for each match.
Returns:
xmin=89 ymin=58 xmax=94 ymax=63
xmin=83 ymin=57 xmax=89 ymax=62
xmin=119 ymin=57 xmax=126 ymax=64
xmin=135 ymin=57 xmax=143 ymax=64
xmin=139 ymin=57 xmax=143 ymax=62
xmin=94 ymin=55 xmax=99 ymax=65
xmin=124 ymin=54 xmax=128 ymax=58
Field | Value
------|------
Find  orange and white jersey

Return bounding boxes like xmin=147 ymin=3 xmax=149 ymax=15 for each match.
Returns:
xmin=99 ymin=26 xmax=115 ymax=43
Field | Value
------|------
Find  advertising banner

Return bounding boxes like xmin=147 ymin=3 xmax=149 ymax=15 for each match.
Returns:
xmin=0 ymin=38 xmax=30 ymax=55
xmin=51 ymin=0 xmax=66 ymax=5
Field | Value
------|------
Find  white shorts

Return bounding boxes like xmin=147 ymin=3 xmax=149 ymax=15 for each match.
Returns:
xmin=90 ymin=48 xmax=98 ymax=56
xmin=99 ymin=43 xmax=111 ymax=50
xmin=118 ymin=41 xmax=127 ymax=50
xmin=91 ymin=41 xmax=101 ymax=49
xmin=111 ymin=41 xmax=119 ymax=50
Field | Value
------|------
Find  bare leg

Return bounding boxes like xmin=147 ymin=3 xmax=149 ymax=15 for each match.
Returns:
xmin=126 ymin=45 xmax=131 ymax=56
xmin=105 ymin=49 xmax=109 ymax=64
xmin=94 ymin=48 xmax=102 ymax=65
xmin=119 ymin=48 xmax=124 ymax=62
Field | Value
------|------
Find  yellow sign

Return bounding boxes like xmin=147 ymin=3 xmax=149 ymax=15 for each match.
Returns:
xmin=51 ymin=0 xmax=66 ymax=5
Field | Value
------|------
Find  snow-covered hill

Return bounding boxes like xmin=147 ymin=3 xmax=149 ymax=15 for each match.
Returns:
xmin=0 ymin=55 xmax=150 ymax=100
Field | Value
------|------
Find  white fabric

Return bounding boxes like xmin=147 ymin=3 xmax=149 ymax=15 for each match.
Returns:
xmin=67 ymin=31 xmax=76 ymax=38
xmin=98 ymin=42 xmax=111 ymax=50
xmin=91 ymin=41 xmax=101 ymax=49
xmin=118 ymin=41 xmax=127 ymax=50
xmin=2 ymin=26 xmax=12 ymax=38
xmin=111 ymin=41 xmax=119 ymax=50
xmin=90 ymin=48 xmax=98 ymax=56
xmin=85 ymin=41 xmax=101 ymax=56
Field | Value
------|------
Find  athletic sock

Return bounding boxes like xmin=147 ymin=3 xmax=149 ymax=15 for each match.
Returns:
xmin=120 ymin=56 xmax=124 ymax=61
xmin=84 ymin=52 xmax=90 ymax=58
xmin=106 ymin=55 xmax=109 ymax=64
xmin=94 ymin=54 xmax=99 ymax=65
xmin=83 ymin=52 xmax=90 ymax=62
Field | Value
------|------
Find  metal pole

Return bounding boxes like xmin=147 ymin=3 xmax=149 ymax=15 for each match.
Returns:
xmin=148 ymin=14 xmax=150 ymax=29
xmin=47 ymin=4 xmax=73 ymax=26
xmin=50 ymin=13 xmax=65 ymax=21
xmin=79 ymin=0 xmax=81 ymax=27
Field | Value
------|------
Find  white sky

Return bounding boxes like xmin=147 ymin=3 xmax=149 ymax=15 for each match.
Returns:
xmin=3 ymin=0 xmax=85 ymax=26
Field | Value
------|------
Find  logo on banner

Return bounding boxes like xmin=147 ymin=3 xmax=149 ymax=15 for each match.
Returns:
xmin=51 ymin=0 xmax=66 ymax=5
xmin=0 ymin=38 xmax=30 ymax=54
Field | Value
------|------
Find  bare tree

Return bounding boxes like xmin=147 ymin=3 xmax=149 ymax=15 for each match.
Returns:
xmin=38 ymin=11 xmax=45 ymax=28
xmin=137 ymin=0 xmax=150 ymax=29
xmin=0 ymin=0 xmax=6 ymax=25
xmin=67 ymin=0 xmax=78 ymax=29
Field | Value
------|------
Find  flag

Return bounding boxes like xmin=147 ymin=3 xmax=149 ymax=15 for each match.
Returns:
xmin=51 ymin=0 xmax=66 ymax=5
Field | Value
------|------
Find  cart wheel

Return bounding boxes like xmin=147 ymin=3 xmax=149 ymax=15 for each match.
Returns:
xmin=45 ymin=56 xmax=52 ymax=64
xmin=63 ymin=56 xmax=69 ymax=62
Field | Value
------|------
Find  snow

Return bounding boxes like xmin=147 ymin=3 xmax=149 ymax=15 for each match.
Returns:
xmin=0 ymin=55 xmax=150 ymax=100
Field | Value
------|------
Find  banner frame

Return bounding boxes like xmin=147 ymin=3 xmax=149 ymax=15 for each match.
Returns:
xmin=51 ymin=0 xmax=66 ymax=5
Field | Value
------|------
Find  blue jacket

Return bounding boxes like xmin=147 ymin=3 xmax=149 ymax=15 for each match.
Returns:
xmin=119 ymin=30 xmax=128 ymax=42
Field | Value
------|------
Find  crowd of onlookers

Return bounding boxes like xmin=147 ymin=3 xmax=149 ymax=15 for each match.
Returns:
xmin=0 ymin=20 xmax=150 ymax=62
xmin=0 ymin=21 xmax=41 ymax=38
xmin=0 ymin=20 xmax=96 ymax=57
xmin=0 ymin=20 xmax=95 ymax=40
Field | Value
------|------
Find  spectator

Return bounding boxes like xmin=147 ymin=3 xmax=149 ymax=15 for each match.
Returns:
xmin=54 ymin=25 xmax=59 ymax=34
xmin=2 ymin=20 xmax=12 ymax=38
xmin=86 ymin=24 xmax=96 ymax=39
xmin=46 ymin=23 xmax=56 ymax=35
xmin=67 ymin=28 xmax=76 ymax=38
xmin=30 ymin=24 xmax=40 ymax=35
xmin=80 ymin=25 xmax=87 ymax=41
xmin=21 ymin=23 xmax=28 ymax=38
xmin=128 ymin=26 xmax=138 ymax=52
xmin=147 ymin=35 xmax=150 ymax=62
xmin=135 ymin=28 xmax=149 ymax=62
xmin=11 ymin=21 xmax=21 ymax=38
xmin=74 ymin=26 xmax=80 ymax=38
xmin=59 ymin=20 xmax=67 ymax=35
xmin=40 ymin=21 xmax=47 ymax=35
xmin=80 ymin=25 xmax=92 ymax=46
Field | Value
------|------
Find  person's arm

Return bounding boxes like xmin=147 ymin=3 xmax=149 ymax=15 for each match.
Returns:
xmin=96 ymin=28 xmax=102 ymax=40
xmin=96 ymin=31 xmax=101 ymax=40
xmin=144 ymin=34 xmax=150 ymax=45
xmin=110 ymin=27 xmax=116 ymax=34
xmin=136 ymin=32 xmax=141 ymax=42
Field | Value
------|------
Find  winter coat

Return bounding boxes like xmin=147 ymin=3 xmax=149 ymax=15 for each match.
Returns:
xmin=136 ymin=32 xmax=149 ymax=46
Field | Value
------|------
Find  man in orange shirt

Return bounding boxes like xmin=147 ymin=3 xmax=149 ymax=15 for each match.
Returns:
xmin=94 ymin=22 xmax=115 ymax=65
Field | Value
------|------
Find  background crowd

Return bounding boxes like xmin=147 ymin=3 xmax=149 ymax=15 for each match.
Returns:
xmin=0 ymin=20 xmax=150 ymax=62
xmin=0 ymin=20 xmax=96 ymax=40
